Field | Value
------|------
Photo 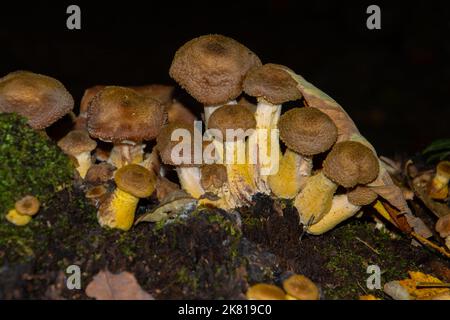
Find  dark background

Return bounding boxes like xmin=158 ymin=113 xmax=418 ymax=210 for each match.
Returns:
xmin=0 ymin=1 xmax=449 ymax=156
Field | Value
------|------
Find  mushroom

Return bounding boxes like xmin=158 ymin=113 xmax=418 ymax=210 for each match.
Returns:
xmin=76 ymin=85 xmax=105 ymax=130
xmin=282 ymin=274 xmax=320 ymax=300
xmin=428 ymin=161 xmax=450 ymax=200
xmin=271 ymin=107 xmax=337 ymax=200
xmin=85 ymin=163 xmax=116 ymax=185
xmin=246 ymin=284 xmax=286 ymax=300
xmin=208 ymin=103 xmax=257 ymax=205
xmin=0 ymin=71 xmax=74 ymax=130
xmin=169 ymin=34 xmax=261 ymax=125
xmin=295 ymin=140 xmax=379 ymax=225
xmin=58 ymin=130 xmax=97 ymax=178
xmin=167 ymin=100 xmax=197 ymax=126
xmin=98 ymin=164 xmax=156 ymax=231
xmin=347 ymin=186 xmax=378 ymax=206
xmin=243 ymin=64 xmax=302 ymax=187
xmin=131 ymin=84 xmax=174 ymax=107
xmin=198 ymin=164 xmax=235 ymax=210
xmin=6 ymin=195 xmax=40 ymax=226
xmin=87 ymin=86 xmax=166 ymax=168
xmin=156 ymin=122 xmax=205 ymax=199
xmin=85 ymin=185 xmax=108 ymax=207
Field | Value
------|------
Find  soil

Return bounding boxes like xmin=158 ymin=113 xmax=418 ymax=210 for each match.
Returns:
xmin=0 ymin=186 xmax=449 ymax=300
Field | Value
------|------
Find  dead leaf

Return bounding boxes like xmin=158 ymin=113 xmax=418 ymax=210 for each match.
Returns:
xmin=85 ymin=270 xmax=154 ymax=300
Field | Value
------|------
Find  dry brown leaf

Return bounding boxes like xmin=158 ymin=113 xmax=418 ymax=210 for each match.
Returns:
xmin=85 ymin=270 xmax=154 ymax=300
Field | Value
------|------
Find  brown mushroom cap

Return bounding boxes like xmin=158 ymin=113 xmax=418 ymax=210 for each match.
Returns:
xmin=347 ymin=186 xmax=378 ymax=206
xmin=279 ymin=107 xmax=338 ymax=155
xmin=323 ymin=141 xmax=380 ymax=188
xmin=57 ymin=129 xmax=97 ymax=156
xmin=243 ymin=63 xmax=302 ymax=105
xmin=80 ymin=85 xmax=105 ymax=114
xmin=167 ymin=100 xmax=197 ymax=125
xmin=437 ymin=161 xmax=450 ymax=179
xmin=15 ymin=195 xmax=40 ymax=216
xmin=156 ymin=122 xmax=199 ymax=166
xmin=435 ymin=214 xmax=450 ymax=238
xmin=114 ymin=164 xmax=156 ymax=198
xmin=207 ymin=103 xmax=256 ymax=140
xmin=200 ymin=164 xmax=227 ymax=190
xmin=246 ymin=284 xmax=286 ymax=300
xmin=85 ymin=163 xmax=116 ymax=185
xmin=282 ymin=274 xmax=320 ymax=300
xmin=131 ymin=84 xmax=174 ymax=106
xmin=169 ymin=34 xmax=262 ymax=105
xmin=87 ymin=86 xmax=167 ymax=143
xmin=85 ymin=185 xmax=108 ymax=199
xmin=0 ymin=71 xmax=74 ymax=129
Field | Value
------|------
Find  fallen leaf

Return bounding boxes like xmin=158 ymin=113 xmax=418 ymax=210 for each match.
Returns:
xmin=85 ymin=270 xmax=154 ymax=300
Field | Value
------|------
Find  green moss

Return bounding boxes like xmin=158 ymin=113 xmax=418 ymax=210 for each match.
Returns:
xmin=0 ymin=113 xmax=74 ymax=215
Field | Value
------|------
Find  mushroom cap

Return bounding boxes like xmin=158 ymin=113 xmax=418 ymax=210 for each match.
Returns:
xmin=0 ymin=71 xmax=74 ymax=129
xmin=323 ymin=141 xmax=380 ymax=188
xmin=437 ymin=161 xmax=450 ymax=179
xmin=435 ymin=214 xmax=450 ymax=238
xmin=246 ymin=284 xmax=286 ymax=300
xmin=131 ymin=84 xmax=174 ymax=106
xmin=200 ymin=164 xmax=227 ymax=190
xmin=156 ymin=122 xmax=199 ymax=166
xmin=85 ymin=185 xmax=108 ymax=199
xmin=169 ymin=34 xmax=262 ymax=105
xmin=282 ymin=274 xmax=320 ymax=300
xmin=87 ymin=86 xmax=167 ymax=143
xmin=347 ymin=186 xmax=378 ymax=206
xmin=167 ymin=100 xmax=197 ymax=125
xmin=85 ymin=163 xmax=115 ymax=185
xmin=243 ymin=63 xmax=302 ymax=105
xmin=57 ymin=129 xmax=97 ymax=156
xmin=15 ymin=195 xmax=40 ymax=216
xmin=114 ymin=164 xmax=156 ymax=198
xmin=80 ymin=85 xmax=105 ymax=114
xmin=207 ymin=103 xmax=256 ymax=139
xmin=279 ymin=107 xmax=338 ymax=155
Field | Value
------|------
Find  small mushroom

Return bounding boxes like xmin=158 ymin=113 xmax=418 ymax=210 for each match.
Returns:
xmin=169 ymin=34 xmax=261 ymax=125
xmin=208 ymin=103 xmax=257 ymax=205
xmin=282 ymin=274 xmax=320 ymax=300
xmin=428 ymin=161 xmax=450 ymax=200
xmin=58 ymin=130 xmax=97 ymax=178
xmin=246 ymin=284 xmax=286 ymax=300
xmin=6 ymin=195 xmax=40 ymax=226
xmin=0 ymin=71 xmax=74 ymax=130
xmin=97 ymin=164 xmax=156 ymax=231
xmin=76 ymin=85 xmax=105 ymax=130
xmin=85 ymin=163 xmax=115 ymax=185
xmin=347 ymin=186 xmax=378 ymax=206
xmin=87 ymin=86 xmax=166 ymax=168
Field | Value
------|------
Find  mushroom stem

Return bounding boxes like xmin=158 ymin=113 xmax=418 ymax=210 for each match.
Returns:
xmin=75 ymin=151 xmax=93 ymax=178
xmin=108 ymin=143 xmax=145 ymax=168
xmin=176 ymin=167 xmax=205 ymax=199
xmin=98 ymin=188 xmax=139 ymax=231
xmin=307 ymin=194 xmax=361 ymax=235
xmin=294 ymin=170 xmax=337 ymax=224
xmin=268 ymin=149 xmax=312 ymax=199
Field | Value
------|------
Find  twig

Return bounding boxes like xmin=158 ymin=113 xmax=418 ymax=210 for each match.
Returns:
xmin=355 ymin=237 xmax=380 ymax=255
xmin=410 ymin=231 xmax=450 ymax=259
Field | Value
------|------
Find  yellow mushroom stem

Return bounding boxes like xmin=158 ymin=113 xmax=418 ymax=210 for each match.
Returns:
xmin=176 ymin=167 xmax=205 ymax=199
xmin=253 ymin=99 xmax=281 ymax=193
xmin=108 ymin=143 xmax=145 ymax=169
xmin=268 ymin=149 xmax=312 ymax=199
xmin=294 ymin=170 xmax=337 ymax=224
xmin=307 ymin=194 xmax=361 ymax=235
xmin=6 ymin=209 xmax=32 ymax=226
xmin=429 ymin=161 xmax=450 ymax=200
xmin=98 ymin=188 xmax=139 ymax=231
xmin=74 ymin=151 xmax=93 ymax=178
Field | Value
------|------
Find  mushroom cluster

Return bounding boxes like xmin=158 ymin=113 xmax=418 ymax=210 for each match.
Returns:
xmin=1 ymin=34 xmax=391 ymax=235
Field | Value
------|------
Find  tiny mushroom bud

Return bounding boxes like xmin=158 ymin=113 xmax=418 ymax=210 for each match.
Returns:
xmin=58 ymin=130 xmax=97 ymax=178
xmin=347 ymin=186 xmax=378 ymax=206
xmin=282 ymin=274 xmax=320 ymax=300
xmin=87 ymin=86 xmax=166 ymax=168
xmin=208 ymin=103 xmax=257 ymax=206
xmin=98 ymin=164 xmax=156 ymax=231
xmin=428 ymin=161 xmax=450 ymax=200
xmin=15 ymin=195 xmax=40 ymax=216
xmin=169 ymin=34 xmax=261 ymax=125
xmin=246 ymin=284 xmax=286 ymax=300
xmin=0 ymin=71 xmax=74 ymax=130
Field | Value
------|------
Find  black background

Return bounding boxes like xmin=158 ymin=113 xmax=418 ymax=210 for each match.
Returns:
xmin=1 ymin=1 xmax=449 ymax=155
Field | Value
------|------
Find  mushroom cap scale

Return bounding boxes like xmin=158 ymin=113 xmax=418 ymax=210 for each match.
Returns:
xmin=347 ymin=186 xmax=378 ymax=206
xmin=114 ymin=164 xmax=156 ymax=198
xmin=14 ymin=195 xmax=40 ymax=216
xmin=243 ymin=63 xmax=302 ymax=105
xmin=279 ymin=107 xmax=338 ymax=156
xmin=87 ymin=86 xmax=166 ymax=143
xmin=0 ymin=71 xmax=74 ymax=129
xmin=323 ymin=141 xmax=379 ymax=188
xmin=169 ymin=34 xmax=262 ymax=105
xmin=207 ymin=103 xmax=256 ymax=139
xmin=57 ymin=130 xmax=97 ymax=155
